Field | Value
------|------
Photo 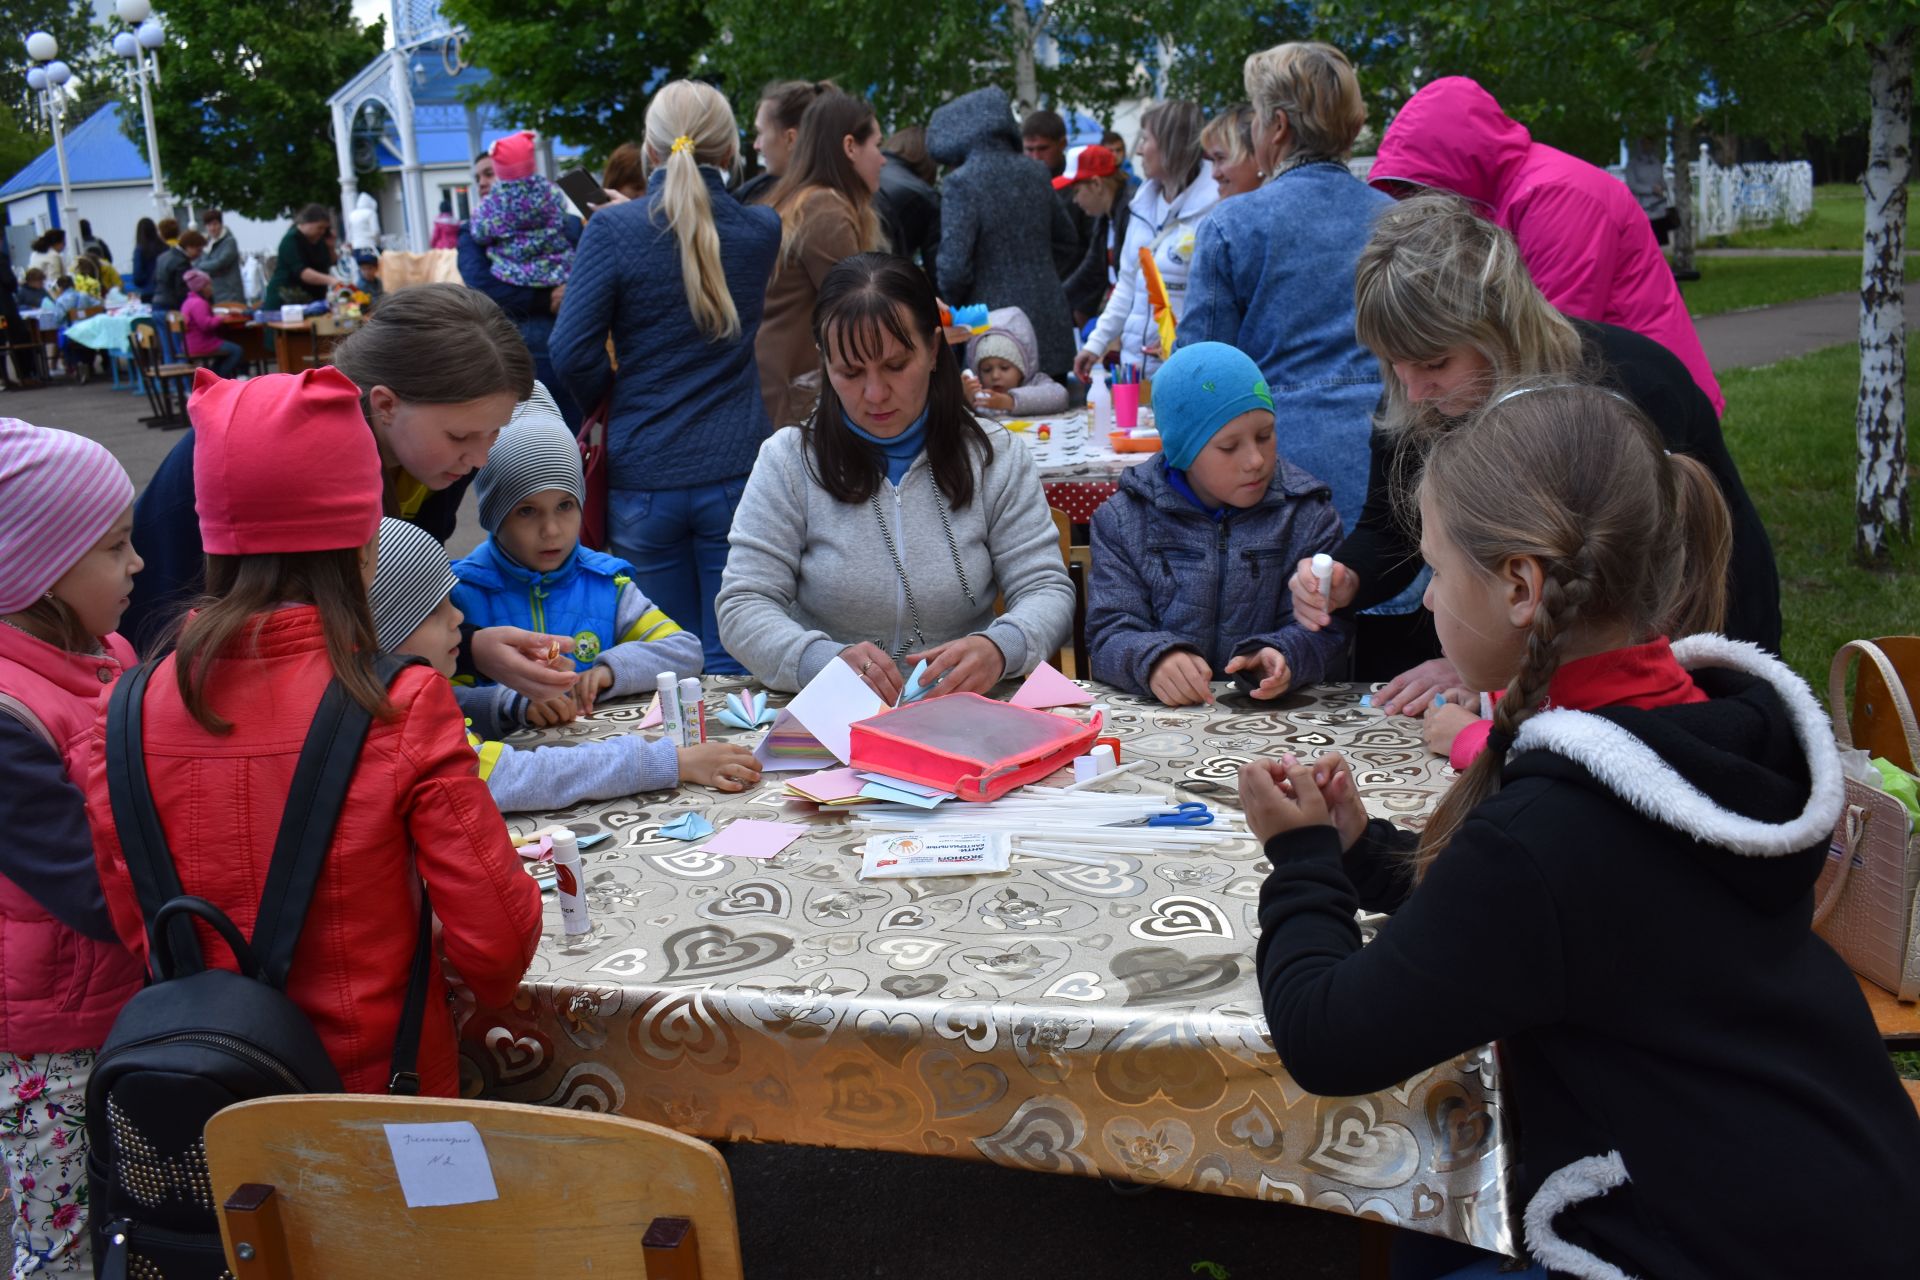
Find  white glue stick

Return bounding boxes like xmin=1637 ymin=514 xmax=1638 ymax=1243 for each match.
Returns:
xmin=549 ymin=827 xmax=592 ymax=940
xmin=677 ymin=677 xmax=704 ymax=746
xmin=656 ymin=672 xmax=683 ymax=746
xmin=1090 ymin=743 xmax=1118 ymax=775
xmin=1312 ymin=552 xmax=1335 ymax=605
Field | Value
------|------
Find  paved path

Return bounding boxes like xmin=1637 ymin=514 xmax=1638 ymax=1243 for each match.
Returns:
xmin=1694 ymin=291 xmax=1859 ymax=371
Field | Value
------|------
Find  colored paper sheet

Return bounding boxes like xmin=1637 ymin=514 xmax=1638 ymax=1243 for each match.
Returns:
xmin=854 ymin=771 xmax=952 ymax=798
xmin=784 ymin=766 xmax=869 ymax=804
xmin=858 ymin=781 xmax=950 ymax=809
xmin=637 ymin=693 xmax=663 ymax=729
xmin=695 ymin=819 xmax=809 ymax=860
xmin=1010 ymin=661 xmax=1094 ymax=709
xmin=752 ymin=658 xmax=884 ymax=769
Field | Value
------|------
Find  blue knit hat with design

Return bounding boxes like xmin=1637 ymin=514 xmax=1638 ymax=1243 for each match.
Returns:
xmin=1152 ymin=342 xmax=1274 ymax=470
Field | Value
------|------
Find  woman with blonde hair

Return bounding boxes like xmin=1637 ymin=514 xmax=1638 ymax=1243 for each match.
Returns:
xmin=1180 ymin=41 xmax=1389 ymax=531
xmin=1199 ymin=104 xmax=1262 ymax=198
xmin=1288 ymin=192 xmax=1779 ymax=709
xmin=550 ymin=79 xmax=782 ymax=675
xmin=754 ymin=89 xmax=888 ymax=429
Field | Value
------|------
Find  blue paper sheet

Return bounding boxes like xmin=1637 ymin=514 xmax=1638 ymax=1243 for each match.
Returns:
xmin=660 ymin=812 xmax=717 ymax=841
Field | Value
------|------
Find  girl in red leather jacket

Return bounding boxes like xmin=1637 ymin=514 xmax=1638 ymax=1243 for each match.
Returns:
xmin=87 ymin=368 xmax=543 ymax=1099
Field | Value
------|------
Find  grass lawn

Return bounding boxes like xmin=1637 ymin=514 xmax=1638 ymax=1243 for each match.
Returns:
xmin=1704 ymin=182 xmax=1890 ymax=251
xmin=1679 ymin=254 xmax=1917 ymax=318
xmin=1721 ymin=338 xmax=1920 ymax=1081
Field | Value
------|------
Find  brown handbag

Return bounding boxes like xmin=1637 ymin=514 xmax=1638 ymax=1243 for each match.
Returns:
xmin=1813 ymin=639 xmax=1920 ymax=1001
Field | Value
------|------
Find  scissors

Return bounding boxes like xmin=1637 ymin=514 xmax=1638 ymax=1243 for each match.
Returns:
xmin=1106 ymin=802 xmax=1213 ymax=828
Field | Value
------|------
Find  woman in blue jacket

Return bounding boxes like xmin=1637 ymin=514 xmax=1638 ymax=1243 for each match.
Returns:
xmin=550 ymin=80 xmax=780 ymax=675
xmin=1178 ymin=41 xmax=1386 ymax=531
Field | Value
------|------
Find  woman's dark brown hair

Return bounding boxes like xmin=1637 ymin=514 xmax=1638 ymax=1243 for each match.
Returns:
xmin=30 ymin=229 xmax=64 ymax=253
xmin=806 ymin=252 xmax=988 ymax=509
xmin=600 ymin=142 xmax=648 ymax=197
xmin=173 ymin=549 xmax=390 ymax=733
xmin=331 ymin=283 xmax=535 ymax=409
xmin=769 ymin=90 xmax=884 ymax=259
xmin=884 ymin=125 xmax=936 ymax=184
xmin=760 ymin=79 xmax=837 ymax=133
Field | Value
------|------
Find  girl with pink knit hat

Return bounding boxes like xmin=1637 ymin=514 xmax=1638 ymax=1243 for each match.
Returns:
xmin=469 ymin=130 xmax=574 ymax=288
xmin=0 ymin=420 xmax=146 ymax=1276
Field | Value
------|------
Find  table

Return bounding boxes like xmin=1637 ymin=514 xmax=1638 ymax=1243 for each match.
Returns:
xmin=459 ymin=680 xmax=1511 ymax=1253
xmin=62 ymin=311 xmax=137 ymax=356
xmin=267 ymin=319 xmax=342 ymax=373
xmin=1015 ymin=411 xmax=1156 ymax=526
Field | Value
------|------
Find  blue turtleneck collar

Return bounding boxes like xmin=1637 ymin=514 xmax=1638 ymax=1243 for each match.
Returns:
xmin=848 ymin=404 xmax=931 ymax=487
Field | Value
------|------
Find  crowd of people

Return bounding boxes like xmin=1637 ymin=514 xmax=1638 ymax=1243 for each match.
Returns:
xmin=1 ymin=35 xmax=1917 ymax=1280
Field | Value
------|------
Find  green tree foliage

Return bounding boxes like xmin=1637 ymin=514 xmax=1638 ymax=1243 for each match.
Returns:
xmin=133 ymin=0 xmax=384 ymax=219
xmin=440 ymin=0 xmax=713 ymax=158
xmin=0 ymin=0 xmax=97 ymax=129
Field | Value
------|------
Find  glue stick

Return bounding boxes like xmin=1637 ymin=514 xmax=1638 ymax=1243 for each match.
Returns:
xmin=1312 ymin=553 xmax=1334 ymax=607
xmin=549 ymin=827 xmax=592 ymax=941
xmin=1090 ymin=743 xmax=1118 ymax=775
xmin=677 ymin=677 xmax=704 ymax=746
xmin=657 ymin=672 xmax=683 ymax=745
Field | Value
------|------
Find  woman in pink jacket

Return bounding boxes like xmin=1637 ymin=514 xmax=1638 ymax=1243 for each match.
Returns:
xmin=1368 ymin=76 xmax=1723 ymax=415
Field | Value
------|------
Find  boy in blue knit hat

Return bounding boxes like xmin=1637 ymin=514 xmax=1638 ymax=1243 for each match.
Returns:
xmin=1087 ymin=341 xmax=1351 ymax=705
xmin=452 ymin=384 xmax=703 ymax=726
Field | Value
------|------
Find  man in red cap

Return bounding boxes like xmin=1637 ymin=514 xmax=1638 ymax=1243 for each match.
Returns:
xmin=1054 ymin=144 xmax=1131 ymax=323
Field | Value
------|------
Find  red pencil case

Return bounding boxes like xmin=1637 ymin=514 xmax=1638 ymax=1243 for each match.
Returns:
xmin=848 ymin=694 xmax=1102 ymax=802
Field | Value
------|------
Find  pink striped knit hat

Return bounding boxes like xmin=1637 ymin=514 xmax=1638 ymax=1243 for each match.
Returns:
xmin=0 ymin=419 xmax=134 ymax=613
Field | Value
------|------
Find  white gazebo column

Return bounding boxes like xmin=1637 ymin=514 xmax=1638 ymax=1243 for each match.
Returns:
xmin=387 ymin=53 xmax=428 ymax=251
xmin=331 ymin=96 xmax=359 ymax=230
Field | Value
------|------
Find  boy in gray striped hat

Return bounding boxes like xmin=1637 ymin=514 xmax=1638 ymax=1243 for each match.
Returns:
xmin=372 ymin=518 xmax=761 ymax=809
xmin=452 ymin=384 xmax=703 ymax=727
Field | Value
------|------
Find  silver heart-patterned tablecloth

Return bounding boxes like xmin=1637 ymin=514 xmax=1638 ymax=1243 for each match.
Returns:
xmin=454 ymin=679 xmax=1511 ymax=1253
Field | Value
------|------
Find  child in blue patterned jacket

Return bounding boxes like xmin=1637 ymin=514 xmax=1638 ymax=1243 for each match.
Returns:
xmin=469 ymin=131 xmax=573 ymax=288
xmin=1087 ymin=341 xmax=1351 ymax=706
xmin=371 ymin=518 xmax=760 ymax=809
xmin=451 ymin=385 xmax=703 ymax=726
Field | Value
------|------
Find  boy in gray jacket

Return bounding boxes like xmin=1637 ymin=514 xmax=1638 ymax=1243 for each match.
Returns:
xmin=1088 ymin=342 xmax=1351 ymax=705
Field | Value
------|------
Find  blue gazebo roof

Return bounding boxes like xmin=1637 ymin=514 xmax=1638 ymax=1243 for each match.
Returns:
xmin=0 ymin=102 xmax=150 ymax=198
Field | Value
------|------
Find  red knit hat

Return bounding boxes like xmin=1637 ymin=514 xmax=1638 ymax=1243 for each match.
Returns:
xmin=491 ymin=130 xmax=537 ymax=181
xmin=190 ymin=367 xmax=383 ymax=556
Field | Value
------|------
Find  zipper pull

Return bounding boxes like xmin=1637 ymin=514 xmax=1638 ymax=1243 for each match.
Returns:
xmin=1243 ymin=550 xmax=1260 ymax=579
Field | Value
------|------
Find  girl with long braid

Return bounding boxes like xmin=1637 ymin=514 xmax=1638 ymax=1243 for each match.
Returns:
xmin=1239 ymin=384 xmax=1920 ymax=1280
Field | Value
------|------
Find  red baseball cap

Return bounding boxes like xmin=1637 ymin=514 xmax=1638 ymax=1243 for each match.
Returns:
xmin=1052 ymin=144 xmax=1118 ymax=190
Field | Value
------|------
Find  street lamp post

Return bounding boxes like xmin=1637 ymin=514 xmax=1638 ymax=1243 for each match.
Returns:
xmin=112 ymin=0 xmax=170 ymax=219
xmin=22 ymin=31 xmax=77 ymax=234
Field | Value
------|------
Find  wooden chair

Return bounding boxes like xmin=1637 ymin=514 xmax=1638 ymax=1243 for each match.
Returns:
xmin=205 ymin=1094 xmax=742 ymax=1280
xmin=1050 ymin=507 xmax=1093 ymax=679
xmin=164 ymin=309 xmax=218 ymax=370
xmin=128 ymin=318 xmax=195 ymax=429
xmin=0 ymin=310 xmax=47 ymax=382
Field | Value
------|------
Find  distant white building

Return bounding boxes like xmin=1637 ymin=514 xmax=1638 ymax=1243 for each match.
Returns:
xmin=0 ymin=101 xmax=284 ymax=264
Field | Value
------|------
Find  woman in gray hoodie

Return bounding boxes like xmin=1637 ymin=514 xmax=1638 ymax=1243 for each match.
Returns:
xmin=717 ymin=254 xmax=1072 ymax=699
xmin=926 ymin=86 xmax=1080 ymax=381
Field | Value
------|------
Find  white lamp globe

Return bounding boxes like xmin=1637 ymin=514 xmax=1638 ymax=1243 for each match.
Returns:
xmin=25 ymin=67 xmax=45 ymax=91
xmin=136 ymin=19 xmax=164 ymax=49
xmin=112 ymin=31 xmax=138 ymax=59
xmin=46 ymin=60 xmax=70 ymax=86
xmin=116 ymin=0 xmax=153 ymax=23
xmin=24 ymin=31 xmax=56 ymax=62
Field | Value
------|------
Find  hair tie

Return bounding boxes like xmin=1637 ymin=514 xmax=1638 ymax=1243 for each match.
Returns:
xmin=1486 ymin=726 xmax=1516 ymax=757
xmin=671 ymin=135 xmax=696 ymax=156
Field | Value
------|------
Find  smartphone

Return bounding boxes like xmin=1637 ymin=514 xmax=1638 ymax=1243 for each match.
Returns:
xmin=557 ymin=167 xmax=612 ymax=212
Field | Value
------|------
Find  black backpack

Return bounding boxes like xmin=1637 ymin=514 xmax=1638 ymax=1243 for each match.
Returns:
xmin=87 ymin=655 xmax=432 ymax=1280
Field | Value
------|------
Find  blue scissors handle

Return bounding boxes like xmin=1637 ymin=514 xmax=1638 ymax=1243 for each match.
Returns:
xmin=1109 ymin=802 xmax=1213 ymax=828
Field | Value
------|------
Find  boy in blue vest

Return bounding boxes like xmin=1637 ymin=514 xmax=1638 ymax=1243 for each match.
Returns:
xmin=453 ymin=386 xmax=703 ymax=726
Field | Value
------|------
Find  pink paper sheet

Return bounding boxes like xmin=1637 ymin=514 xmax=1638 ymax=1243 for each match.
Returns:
xmin=694 ymin=819 xmax=809 ymax=860
xmin=784 ymin=767 xmax=868 ymax=803
xmin=636 ymin=693 xmax=663 ymax=729
xmin=1009 ymin=661 xmax=1093 ymax=709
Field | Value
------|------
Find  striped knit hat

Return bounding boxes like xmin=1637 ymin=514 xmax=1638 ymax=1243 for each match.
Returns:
xmin=0 ymin=419 xmax=135 ymax=614
xmin=473 ymin=382 xmax=581 ymax=534
xmin=369 ymin=517 xmax=457 ymax=651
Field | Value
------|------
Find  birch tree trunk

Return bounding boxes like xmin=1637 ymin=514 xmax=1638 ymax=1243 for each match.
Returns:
xmin=1857 ymin=24 xmax=1913 ymax=564
xmin=1009 ymin=3 xmax=1039 ymax=111
xmin=1669 ymin=119 xmax=1696 ymax=275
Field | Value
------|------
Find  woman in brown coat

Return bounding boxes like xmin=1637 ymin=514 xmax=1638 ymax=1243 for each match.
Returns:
xmin=755 ymin=90 xmax=887 ymax=428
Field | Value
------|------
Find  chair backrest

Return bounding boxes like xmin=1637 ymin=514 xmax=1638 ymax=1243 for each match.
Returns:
xmin=205 ymin=1094 xmax=742 ymax=1279
xmin=165 ymin=310 xmax=186 ymax=333
xmin=1049 ymin=506 xmax=1092 ymax=679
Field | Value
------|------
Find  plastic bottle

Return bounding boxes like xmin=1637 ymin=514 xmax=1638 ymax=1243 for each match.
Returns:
xmin=1088 ymin=364 xmax=1113 ymax=436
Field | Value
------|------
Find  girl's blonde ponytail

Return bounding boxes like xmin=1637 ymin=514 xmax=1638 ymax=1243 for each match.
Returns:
xmin=645 ymin=81 xmax=742 ymax=341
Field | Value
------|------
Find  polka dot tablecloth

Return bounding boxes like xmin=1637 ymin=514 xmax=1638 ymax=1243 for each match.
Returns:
xmin=1044 ymin=480 xmax=1120 ymax=524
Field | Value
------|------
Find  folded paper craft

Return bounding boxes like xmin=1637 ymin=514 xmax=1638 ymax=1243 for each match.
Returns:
xmin=897 ymin=658 xmax=936 ymax=706
xmin=636 ymin=694 xmax=663 ymax=730
xmin=660 ymin=812 xmax=716 ymax=842
xmin=716 ymin=689 xmax=778 ymax=730
xmin=1009 ymin=660 xmax=1093 ymax=709
xmin=752 ymin=659 xmax=885 ymax=772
